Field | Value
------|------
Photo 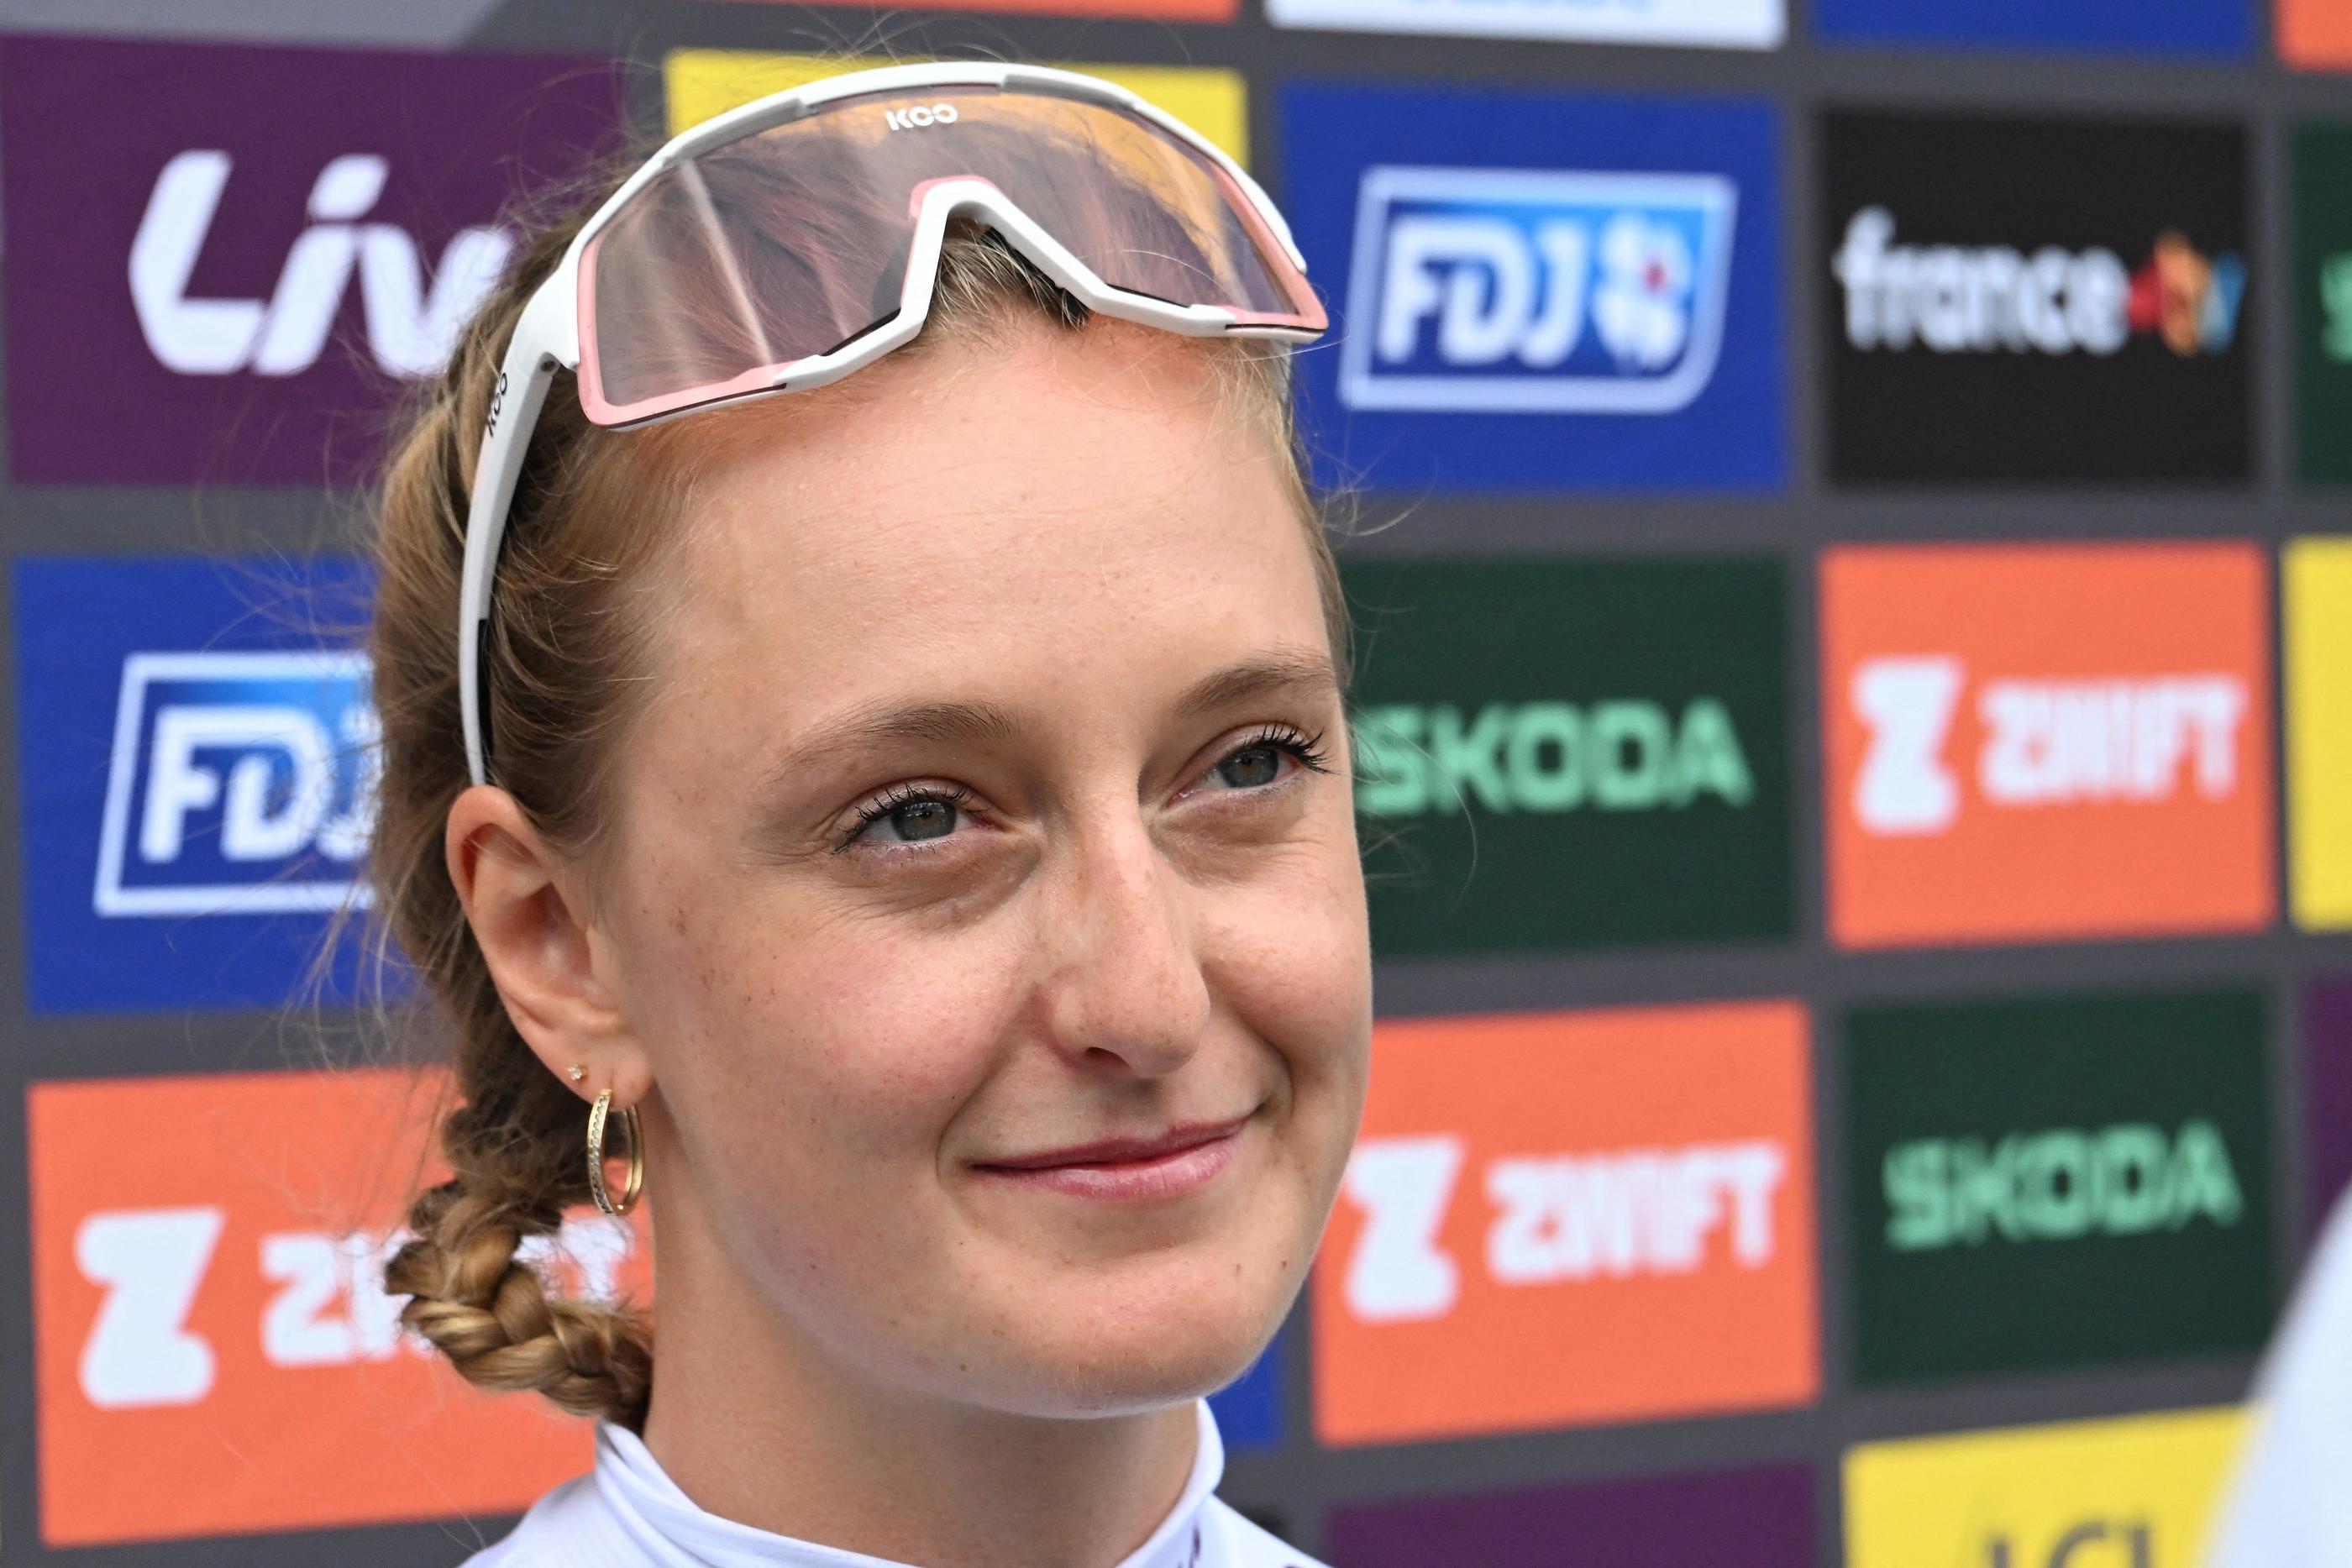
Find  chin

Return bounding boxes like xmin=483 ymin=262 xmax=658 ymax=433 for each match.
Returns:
xmin=958 ymin=1239 xmax=1302 ymax=1420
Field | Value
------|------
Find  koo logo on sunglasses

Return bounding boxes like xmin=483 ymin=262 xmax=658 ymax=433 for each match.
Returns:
xmin=884 ymin=102 xmax=963 ymax=132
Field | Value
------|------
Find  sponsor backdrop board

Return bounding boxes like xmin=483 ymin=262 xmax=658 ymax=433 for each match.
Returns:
xmin=2288 ymin=536 xmax=2352 ymax=926
xmin=13 ymin=556 xmax=381 ymax=1015
xmin=1346 ymin=558 xmax=1790 ymax=956
xmin=1266 ymin=0 xmax=1783 ymax=48
xmin=1814 ymin=0 xmax=2252 ymax=59
xmin=1313 ymin=1000 xmax=1818 ymax=1444
xmin=1326 ymin=1463 xmax=1816 ymax=1565
xmin=2294 ymin=125 xmax=2352 ymax=485
xmin=1845 ymin=989 xmax=2274 ymax=1385
xmin=1845 ymin=1406 xmax=2251 ymax=1567
xmin=2307 ymin=979 xmax=2352 ymax=1230
xmin=25 ymin=1069 xmax=649 ymax=1544
xmin=0 ymin=8 xmax=2338 ymax=1568
xmin=699 ymin=0 xmax=1246 ymax=21
xmin=1821 ymin=111 xmax=2251 ymax=485
xmin=0 ymin=34 xmax=623 ymax=487
xmin=1279 ymin=81 xmax=1787 ymax=496
xmin=663 ymin=50 xmax=1250 ymax=155
xmin=1820 ymin=543 xmax=2275 ymax=950
xmin=2281 ymin=0 xmax=2352 ymax=71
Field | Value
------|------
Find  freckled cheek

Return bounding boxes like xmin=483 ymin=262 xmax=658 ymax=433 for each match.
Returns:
xmin=1215 ymin=841 xmax=1372 ymax=1075
xmin=643 ymin=898 xmax=1016 ymax=1173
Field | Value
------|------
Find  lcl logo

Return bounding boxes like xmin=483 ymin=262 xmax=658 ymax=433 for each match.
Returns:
xmin=1986 ymin=1519 xmax=2155 ymax=1568
xmin=129 ymin=149 xmax=513 ymax=379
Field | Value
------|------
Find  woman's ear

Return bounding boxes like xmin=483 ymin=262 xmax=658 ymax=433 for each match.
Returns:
xmin=444 ymin=784 xmax=653 ymax=1107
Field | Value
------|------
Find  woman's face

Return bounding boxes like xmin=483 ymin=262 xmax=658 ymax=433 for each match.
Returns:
xmin=594 ymin=317 xmax=1372 ymax=1417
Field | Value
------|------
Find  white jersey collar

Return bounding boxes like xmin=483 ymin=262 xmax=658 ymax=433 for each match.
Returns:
xmin=586 ymin=1398 xmax=1231 ymax=1568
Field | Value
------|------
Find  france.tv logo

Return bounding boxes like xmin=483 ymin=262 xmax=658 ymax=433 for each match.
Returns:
xmin=18 ymin=557 xmax=381 ymax=1015
xmin=1341 ymin=168 xmax=1736 ymax=414
xmin=95 ymin=652 xmax=375 ymax=918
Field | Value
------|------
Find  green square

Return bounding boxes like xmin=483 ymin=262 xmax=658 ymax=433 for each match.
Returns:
xmin=1846 ymin=989 xmax=2276 ymax=1386
xmin=2294 ymin=123 xmax=2352 ymax=484
xmin=1345 ymin=558 xmax=1793 ymax=956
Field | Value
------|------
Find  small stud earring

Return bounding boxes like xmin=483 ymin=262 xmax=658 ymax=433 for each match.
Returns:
xmin=567 ymin=1063 xmax=586 ymax=1083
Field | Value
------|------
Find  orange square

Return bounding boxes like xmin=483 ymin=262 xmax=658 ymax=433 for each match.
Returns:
xmin=2280 ymin=0 xmax=2352 ymax=69
xmin=1821 ymin=543 xmax=2276 ymax=950
xmin=1310 ymin=1001 xmax=1819 ymax=1446
xmin=28 ymin=1070 xmax=650 ymax=1546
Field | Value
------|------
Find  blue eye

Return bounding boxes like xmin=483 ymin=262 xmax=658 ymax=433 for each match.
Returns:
xmin=1210 ymin=724 xmax=1334 ymax=791
xmin=878 ymin=797 xmax=958 ymax=841
xmin=842 ymin=784 xmax=973 ymax=852
xmin=1217 ymin=744 xmax=1285 ymax=789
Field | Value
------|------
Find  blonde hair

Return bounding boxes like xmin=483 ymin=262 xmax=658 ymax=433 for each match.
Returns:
xmin=368 ymin=92 xmax=1352 ymax=1431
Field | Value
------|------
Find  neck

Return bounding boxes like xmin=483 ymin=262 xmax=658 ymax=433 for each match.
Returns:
xmin=635 ymin=1160 xmax=1203 ymax=1568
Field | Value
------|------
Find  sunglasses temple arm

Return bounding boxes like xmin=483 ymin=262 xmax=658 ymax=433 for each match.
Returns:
xmin=457 ymin=289 xmax=571 ymax=789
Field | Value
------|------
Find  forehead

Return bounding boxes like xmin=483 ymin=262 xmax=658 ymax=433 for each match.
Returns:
xmin=645 ymin=323 xmax=1326 ymax=740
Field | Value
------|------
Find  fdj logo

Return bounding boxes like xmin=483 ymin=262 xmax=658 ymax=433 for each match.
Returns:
xmin=132 ymin=151 xmax=513 ymax=379
xmin=96 ymin=653 xmax=378 ymax=917
xmin=1354 ymin=699 xmax=1753 ymax=817
xmin=1341 ymin=167 xmax=1737 ymax=413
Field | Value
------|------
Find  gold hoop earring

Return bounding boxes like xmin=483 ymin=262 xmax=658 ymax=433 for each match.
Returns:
xmin=585 ymin=1088 xmax=643 ymax=1218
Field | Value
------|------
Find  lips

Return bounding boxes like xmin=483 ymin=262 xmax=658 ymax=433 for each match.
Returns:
xmin=972 ymin=1116 xmax=1250 ymax=1203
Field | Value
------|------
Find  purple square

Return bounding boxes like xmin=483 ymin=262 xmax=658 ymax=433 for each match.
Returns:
xmin=1326 ymin=1463 xmax=1815 ymax=1567
xmin=2307 ymin=979 xmax=2352 ymax=1238
xmin=0 ymin=34 xmax=624 ymax=486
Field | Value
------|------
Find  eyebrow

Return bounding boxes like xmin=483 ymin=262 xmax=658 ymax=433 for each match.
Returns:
xmin=759 ymin=646 xmax=1342 ymax=791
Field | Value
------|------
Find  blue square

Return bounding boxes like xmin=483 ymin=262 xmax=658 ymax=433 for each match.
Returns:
xmin=15 ymin=556 xmax=385 ymax=1015
xmin=1207 ymin=1335 xmax=1283 ymax=1450
xmin=1813 ymin=0 xmax=2251 ymax=58
xmin=1279 ymin=81 xmax=1787 ymax=496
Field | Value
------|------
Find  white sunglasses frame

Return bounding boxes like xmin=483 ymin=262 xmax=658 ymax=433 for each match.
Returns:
xmin=457 ymin=59 xmax=1323 ymax=787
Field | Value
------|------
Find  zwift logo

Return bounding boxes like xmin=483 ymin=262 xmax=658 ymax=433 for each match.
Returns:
xmin=130 ymin=150 xmax=512 ymax=379
xmin=1341 ymin=166 xmax=1738 ymax=413
xmin=1850 ymin=658 xmax=2247 ymax=837
xmin=1834 ymin=207 xmax=2245 ymax=358
xmin=95 ymin=652 xmax=379 ymax=918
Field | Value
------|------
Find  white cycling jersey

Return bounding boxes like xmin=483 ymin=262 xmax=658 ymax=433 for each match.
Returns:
xmin=460 ymin=1398 xmax=1323 ymax=1568
xmin=2205 ymin=1184 xmax=2352 ymax=1566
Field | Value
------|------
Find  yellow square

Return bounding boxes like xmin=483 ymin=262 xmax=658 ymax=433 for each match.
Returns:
xmin=663 ymin=51 xmax=1248 ymax=165
xmin=2290 ymin=537 xmax=2352 ymax=927
xmin=1845 ymin=1406 xmax=2250 ymax=1568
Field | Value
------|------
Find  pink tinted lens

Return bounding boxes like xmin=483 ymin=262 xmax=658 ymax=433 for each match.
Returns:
xmin=576 ymin=84 xmax=1322 ymax=425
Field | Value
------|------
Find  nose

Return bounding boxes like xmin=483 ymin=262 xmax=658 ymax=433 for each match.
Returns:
xmin=1031 ymin=806 xmax=1212 ymax=1079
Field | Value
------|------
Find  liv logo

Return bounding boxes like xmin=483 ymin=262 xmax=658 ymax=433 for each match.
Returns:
xmin=131 ymin=152 xmax=512 ymax=379
xmin=1341 ymin=167 xmax=1737 ymax=412
xmin=0 ymin=35 xmax=619 ymax=485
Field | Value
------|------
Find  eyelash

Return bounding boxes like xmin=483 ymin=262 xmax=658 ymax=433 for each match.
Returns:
xmin=834 ymin=722 xmax=1335 ymax=855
